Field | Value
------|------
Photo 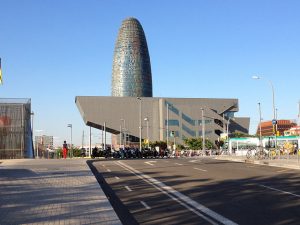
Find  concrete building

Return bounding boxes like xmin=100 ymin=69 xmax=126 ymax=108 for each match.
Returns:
xmin=76 ymin=96 xmax=249 ymax=148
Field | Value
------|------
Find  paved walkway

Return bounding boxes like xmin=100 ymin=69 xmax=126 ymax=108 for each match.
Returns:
xmin=0 ymin=159 xmax=121 ymax=225
xmin=215 ymin=155 xmax=300 ymax=170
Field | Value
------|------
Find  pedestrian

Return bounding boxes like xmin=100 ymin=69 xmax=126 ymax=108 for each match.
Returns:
xmin=63 ymin=140 xmax=68 ymax=159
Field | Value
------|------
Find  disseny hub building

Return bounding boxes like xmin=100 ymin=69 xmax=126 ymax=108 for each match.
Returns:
xmin=76 ymin=96 xmax=249 ymax=147
xmin=76 ymin=17 xmax=249 ymax=148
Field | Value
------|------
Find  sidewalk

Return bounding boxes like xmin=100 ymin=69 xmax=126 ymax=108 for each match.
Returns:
xmin=0 ymin=159 xmax=121 ymax=225
xmin=215 ymin=155 xmax=300 ymax=170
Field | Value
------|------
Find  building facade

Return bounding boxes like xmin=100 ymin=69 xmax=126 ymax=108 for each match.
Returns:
xmin=256 ymin=120 xmax=297 ymax=136
xmin=111 ymin=17 xmax=152 ymax=97
xmin=76 ymin=96 xmax=249 ymax=148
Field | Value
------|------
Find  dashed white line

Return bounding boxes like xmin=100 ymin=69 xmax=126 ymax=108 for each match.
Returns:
xmin=194 ymin=167 xmax=207 ymax=172
xmin=140 ymin=201 xmax=151 ymax=209
xmin=115 ymin=176 xmax=120 ymax=180
xmin=259 ymin=184 xmax=300 ymax=198
xmin=116 ymin=161 xmax=237 ymax=225
xmin=125 ymin=185 xmax=132 ymax=192
xmin=175 ymin=163 xmax=183 ymax=166
xmin=276 ymin=169 xmax=290 ymax=173
xmin=189 ymin=160 xmax=199 ymax=163
xmin=145 ymin=161 xmax=157 ymax=166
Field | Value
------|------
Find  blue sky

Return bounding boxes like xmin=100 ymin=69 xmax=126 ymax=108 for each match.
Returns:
xmin=1 ymin=0 xmax=300 ymax=146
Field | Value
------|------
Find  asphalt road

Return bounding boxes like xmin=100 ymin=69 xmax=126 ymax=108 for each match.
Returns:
xmin=89 ymin=158 xmax=300 ymax=225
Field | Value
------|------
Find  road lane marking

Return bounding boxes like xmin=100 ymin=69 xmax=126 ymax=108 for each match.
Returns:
xmin=189 ymin=160 xmax=200 ymax=163
xmin=194 ymin=167 xmax=207 ymax=172
xmin=259 ymin=184 xmax=300 ymax=198
xmin=175 ymin=163 xmax=183 ymax=166
xmin=276 ymin=169 xmax=290 ymax=173
xmin=115 ymin=176 xmax=120 ymax=180
xmin=106 ymin=169 xmax=111 ymax=172
xmin=140 ymin=201 xmax=151 ymax=209
xmin=145 ymin=161 xmax=157 ymax=166
xmin=125 ymin=186 xmax=132 ymax=192
xmin=116 ymin=161 xmax=237 ymax=225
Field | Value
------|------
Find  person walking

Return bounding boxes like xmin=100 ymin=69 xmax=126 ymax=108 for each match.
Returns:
xmin=63 ymin=141 xmax=68 ymax=159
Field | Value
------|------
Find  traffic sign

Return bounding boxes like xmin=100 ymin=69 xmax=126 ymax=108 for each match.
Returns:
xmin=272 ymin=119 xmax=277 ymax=125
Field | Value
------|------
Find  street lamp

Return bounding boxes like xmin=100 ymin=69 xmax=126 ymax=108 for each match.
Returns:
xmin=258 ymin=103 xmax=262 ymax=147
xmin=166 ymin=102 xmax=169 ymax=149
xmin=252 ymin=75 xmax=276 ymax=134
xmin=30 ymin=111 xmax=34 ymax=157
xmin=137 ymin=97 xmax=142 ymax=151
xmin=67 ymin=124 xmax=72 ymax=158
xmin=201 ymin=108 xmax=205 ymax=155
xmin=144 ymin=117 xmax=149 ymax=148
xmin=121 ymin=118 xmax=126 ymax=147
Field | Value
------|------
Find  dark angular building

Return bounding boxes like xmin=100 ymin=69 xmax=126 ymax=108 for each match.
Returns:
xmin=111 ymin=17 xmax=153 ymax=97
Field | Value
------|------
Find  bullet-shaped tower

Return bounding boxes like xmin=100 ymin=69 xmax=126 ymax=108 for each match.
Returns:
xmin=111 ymin=17 xmax=153 ymax=97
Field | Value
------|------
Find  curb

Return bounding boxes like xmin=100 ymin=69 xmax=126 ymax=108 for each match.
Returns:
xmin=215 ymin=157 xmax=300 ymax=170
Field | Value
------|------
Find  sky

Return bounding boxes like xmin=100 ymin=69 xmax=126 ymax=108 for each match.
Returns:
xmin=1 ymin=0 xmax=300 ymax=146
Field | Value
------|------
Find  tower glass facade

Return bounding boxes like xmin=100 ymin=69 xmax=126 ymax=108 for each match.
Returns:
xmin=111 ymin=17 xmax=152 ymax=97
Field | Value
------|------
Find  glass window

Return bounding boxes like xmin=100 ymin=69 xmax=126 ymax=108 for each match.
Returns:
xmin=165 ymin=101 xmax=179 ymax=115
xmin=165 ymin=120 xmax=179 ymax=126
xmin=182 ymin=124 xmax=196 ymax=137
xmin=182 ymin=113 xmax=195 ymax=126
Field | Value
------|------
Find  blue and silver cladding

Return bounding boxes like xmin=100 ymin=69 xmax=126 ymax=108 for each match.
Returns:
xmin=111 ymin=17 xmax=153 ymax=97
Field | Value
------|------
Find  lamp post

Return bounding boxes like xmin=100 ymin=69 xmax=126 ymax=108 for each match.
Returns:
xmin=30 ymin=111 xmax=34 ymax=157
xmin=121 ymin=118 xmax=126 ymax=147
xmin=166 ymin=103 xmax=169 ymax=149
xmin=252 ymin=75 xmax=276 ymax=135
xmin=258 ymin=103 xmax=262 ymax=147
xmin=137 ymin=97 xmax=142 ymax=151
xmin=144 ymin=117 xmax=149 ymax=148
xmin=67 ymin=124 xmax=72 ymax=158
xmin=201 ymin=108 xmax=205 ymax=155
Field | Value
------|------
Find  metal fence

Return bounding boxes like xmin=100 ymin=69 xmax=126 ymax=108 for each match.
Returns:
xmin=0 ymin=98 xmax=33 ymax=159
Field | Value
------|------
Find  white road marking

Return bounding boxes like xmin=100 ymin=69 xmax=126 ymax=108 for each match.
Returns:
xmin=140 ymin=201 xmax=151 ymax=209
xmin=145 ymin=161 xmax=157 ymax=166
xmin=189 ymin=160 xmax=199 ymax=163
xmin=194 ymin=167 xmax=207 ymax=172
xmin=106 ymin=169 xmax=111 ymax=172
xmin=125 ymin=185 xmax=132 ymax=192
xmin=116 ymin=161 xmax=237 ymax=225
xmin=276 ymin=169 xmax=290 ymax=173
xmin=259 ymin=184 xmax=300 ymax=198
xmin=115 ymin=176 xmax=120 ymax=180
xmin=175 ymin=163 xmax=183 ymax=166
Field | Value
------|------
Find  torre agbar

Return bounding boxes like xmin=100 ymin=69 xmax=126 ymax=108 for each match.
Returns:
xmin=76 ymin=17 xmax=250 ymax=148
xmin=111 ymin=17 xmax=152 ymax=97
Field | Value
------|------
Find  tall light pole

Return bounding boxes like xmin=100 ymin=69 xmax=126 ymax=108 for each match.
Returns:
xmin=201 ymin=108 xmax=205 ymax=155
xmin=137 ymin=97 xmax=142 ymax=150
xmin=166 ymin=103 xmax=169 ymax=149
xmin=121 ymin=118 xmax=126 ymax=147
xmin=252 ymin=75 xmax=276 ymax=135
xmin=30 ymin=111 xmax=34 ymax=157
xmin=258 ymin=102 xmax=262 ymax=146
xmin=67 ymin=124 xmax=72 ymax=158
xmin=144 ymin=117 xmax=149 ymax=148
